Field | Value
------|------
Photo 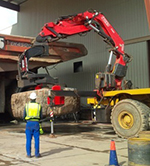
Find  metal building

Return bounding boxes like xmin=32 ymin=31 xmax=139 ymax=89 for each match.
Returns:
xmin=1 ymin=0 xmax=150 ymax=105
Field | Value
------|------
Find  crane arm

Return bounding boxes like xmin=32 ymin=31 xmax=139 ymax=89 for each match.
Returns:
xmin=35 ymin=10 xmax=131 ymax=89
xmin=19 ymin=10 xmax=131 ymax=90
xmin=36 ymin=10 xmax=124 ymax=55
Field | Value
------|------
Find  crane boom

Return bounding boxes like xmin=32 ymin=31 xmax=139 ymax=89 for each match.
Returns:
xmin=19 ymin=10 xmax=131 ymax=92
xmin=36 ymin=11 xmax=124 ymax=54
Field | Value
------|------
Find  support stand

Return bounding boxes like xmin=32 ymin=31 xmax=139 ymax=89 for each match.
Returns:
xmin=49 ymin=108 xmax=56 ymax=138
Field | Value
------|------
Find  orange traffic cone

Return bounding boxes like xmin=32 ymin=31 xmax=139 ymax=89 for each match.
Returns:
xmin=109 ymin=140 xmax=119 ymax=166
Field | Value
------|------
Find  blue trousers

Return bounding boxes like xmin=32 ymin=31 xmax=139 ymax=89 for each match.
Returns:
xmin=25 ymin=121 xmax=40 ymax=157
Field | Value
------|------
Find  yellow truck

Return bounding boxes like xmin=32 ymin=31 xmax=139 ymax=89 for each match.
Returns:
xmin=87 ymin=88 xmax=150 ymax=138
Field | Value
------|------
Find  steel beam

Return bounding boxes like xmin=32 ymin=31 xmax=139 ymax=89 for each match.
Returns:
xmin=50 ymin=90 xmax=100 ymax=98
xmin=0 ymin=0 xmax=20 ymax=12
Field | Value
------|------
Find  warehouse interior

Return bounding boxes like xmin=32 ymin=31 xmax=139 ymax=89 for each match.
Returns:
xmin=9 ymin=0 xmax=150 ymax=90
xmin=1 ymin=2 xmax=150 ymax=165
xmin=0 ymin=0 xmax=150 ymax=120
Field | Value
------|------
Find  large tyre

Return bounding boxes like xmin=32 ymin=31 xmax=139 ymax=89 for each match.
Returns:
xmin=111 ymin=99 xmax=150 ymax=138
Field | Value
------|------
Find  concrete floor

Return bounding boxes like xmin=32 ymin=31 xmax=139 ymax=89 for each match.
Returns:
xmin=0 ymin=121 xmax=128 ymax=166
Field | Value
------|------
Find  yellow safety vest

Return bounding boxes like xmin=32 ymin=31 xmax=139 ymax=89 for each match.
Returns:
xmin=25 ymin=102 xmax=41 ymax=121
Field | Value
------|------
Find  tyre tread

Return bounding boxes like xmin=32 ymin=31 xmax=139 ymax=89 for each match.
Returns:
xmin=111 ymin=99 xmax=150 ymax=138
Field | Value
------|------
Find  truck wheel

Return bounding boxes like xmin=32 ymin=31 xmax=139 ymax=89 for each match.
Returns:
xmin=111 ymin=99 xmax=150 ymax=138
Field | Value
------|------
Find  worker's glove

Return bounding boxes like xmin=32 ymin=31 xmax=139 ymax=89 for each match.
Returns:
xmin=40 ymin=128 xmax=44 ymax=135
xmin=39 ymin=124 xmax=44 ymax=135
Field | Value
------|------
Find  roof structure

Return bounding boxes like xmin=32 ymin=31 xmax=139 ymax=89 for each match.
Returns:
xmin=0 ymin=0 xmax=27 ymax=11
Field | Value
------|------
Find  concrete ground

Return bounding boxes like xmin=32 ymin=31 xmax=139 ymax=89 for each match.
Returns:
xmin=0 ymin=121 xmax=128 ymax=166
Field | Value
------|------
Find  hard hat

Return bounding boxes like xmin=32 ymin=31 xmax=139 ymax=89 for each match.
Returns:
xmin=29 ymin=92 xmax=37 ymax=100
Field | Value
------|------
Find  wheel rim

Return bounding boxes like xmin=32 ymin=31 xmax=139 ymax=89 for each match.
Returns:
xmin=118 ymin=111 xmax=134 ymax=129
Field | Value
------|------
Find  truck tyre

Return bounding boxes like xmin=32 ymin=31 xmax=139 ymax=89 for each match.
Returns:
xmin=111 ymin=99 xmax=150 ymax=138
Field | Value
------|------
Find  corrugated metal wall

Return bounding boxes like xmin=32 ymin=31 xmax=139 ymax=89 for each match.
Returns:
xmin=12 ymin=0 xmax=149 ymax=39
xmin=11 ymin=0 xmax=150 ymax=100
xmin=125 ymin=41 xmax=149 ymax=88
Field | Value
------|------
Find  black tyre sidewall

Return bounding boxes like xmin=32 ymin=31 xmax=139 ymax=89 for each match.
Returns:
xmin=111 ymin=100 xmax=143 ymax=138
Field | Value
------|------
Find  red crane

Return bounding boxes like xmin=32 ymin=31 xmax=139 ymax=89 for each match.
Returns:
xmin=20 ymin=10 xmax=131 ymax=93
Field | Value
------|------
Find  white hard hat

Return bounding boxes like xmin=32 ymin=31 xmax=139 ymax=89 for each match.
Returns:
xmin=29 ymin=92 xmax=37 ymax=100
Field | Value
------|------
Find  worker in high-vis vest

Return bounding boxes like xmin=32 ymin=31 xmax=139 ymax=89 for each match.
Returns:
xmin=23 ymin=92 xmax=43 ymax=158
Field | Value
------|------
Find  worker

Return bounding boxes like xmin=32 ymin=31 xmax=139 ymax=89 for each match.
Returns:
xmin=23 ymin=92 xmax=43 ymax=158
